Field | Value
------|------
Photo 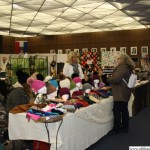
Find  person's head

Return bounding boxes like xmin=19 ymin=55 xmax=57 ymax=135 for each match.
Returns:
xmin=67 ymin=51 xmax=79 ymax=64
xmin=71 ymin=73 xmax=79 ymax=80
xmin=36 ymin=73 xmax=44 ymax=81
xmin=98 ymin=68 xmax=103 ymax=76
xmin=84 ymin=64 xmax=89 ymax=70
xmin=116 ymin=53 xmax=135 ymax=69
xmin=16 ymin=70 xmax=30 ymax=86
xmin=2 ymin=56 xmax=7 ymax=63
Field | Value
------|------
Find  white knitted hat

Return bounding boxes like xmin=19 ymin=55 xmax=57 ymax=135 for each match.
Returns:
xmin=59 ymin=78 xmax=71 ymax=89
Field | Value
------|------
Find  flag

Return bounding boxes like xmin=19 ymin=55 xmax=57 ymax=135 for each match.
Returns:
xmin=15 ymin=41 xmax=28 ymax=54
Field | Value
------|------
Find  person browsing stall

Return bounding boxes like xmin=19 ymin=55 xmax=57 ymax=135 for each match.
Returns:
xmin=107 ymin=53 xmax=135 ymax=133
xmin=63 ymin=51 xmax=84 ymax=78
xmin=6 ymin=70 xmax=34 ymax=113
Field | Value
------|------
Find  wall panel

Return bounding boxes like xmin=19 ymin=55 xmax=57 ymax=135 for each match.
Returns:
xmin=1 ymin=28 xmax=150 ymax=58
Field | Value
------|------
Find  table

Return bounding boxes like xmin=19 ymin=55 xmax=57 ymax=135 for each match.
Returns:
xmin=9 ymin=97 xmax=114 ymax=150
xmin=132 ymin=81 xmax=150 ymax=115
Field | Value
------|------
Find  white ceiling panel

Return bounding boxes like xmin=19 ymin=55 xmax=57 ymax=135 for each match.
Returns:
xmin=73 ymin=2 xmax=104 ymax=13
xmin=0 ymin=0 xmax=148 ymax=37
xmin=54 ymin=0 xmax=76 ymax=6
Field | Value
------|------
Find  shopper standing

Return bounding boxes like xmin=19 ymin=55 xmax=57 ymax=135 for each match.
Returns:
xmin=63 ymin=51 xmax=84 ymax=78
xmin=107 ymin=53 xmax=135 ymax=133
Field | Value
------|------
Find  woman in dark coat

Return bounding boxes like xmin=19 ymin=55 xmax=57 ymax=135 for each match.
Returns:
xmin=107 ymin=53 xmax=135 ymax=133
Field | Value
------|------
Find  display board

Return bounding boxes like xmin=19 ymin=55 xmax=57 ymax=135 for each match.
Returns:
xmin=101 ymin=51 xmax=124 ymax=74
xmin=80 ymin=51 xmax=100 ymax=70
xmin=101 ymin=51 xmax=122 ymax=68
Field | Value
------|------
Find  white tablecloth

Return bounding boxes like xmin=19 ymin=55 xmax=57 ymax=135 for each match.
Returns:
xmin=9 ymin=96 xmax=114 ymax=150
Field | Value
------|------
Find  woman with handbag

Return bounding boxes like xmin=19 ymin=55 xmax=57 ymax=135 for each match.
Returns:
xmin=107 ymin=53 xmax=135 ymax=133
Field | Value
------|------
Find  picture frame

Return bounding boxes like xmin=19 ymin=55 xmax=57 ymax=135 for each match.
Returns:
xmin=58 ymin=49 xmax=63 ymax=54
xmin=82 ymin=48 xmax=88 ymax=53
xmin=65 ymin=49 xmax=71 ymax=54
xmin=50 ymin=49 xmax=55 ymax=54
xmin=100 ymin=48 xmax=106 ymax=52
xmin=74 ymin=49 xmax=80 ymax=54
xmin=130 ymin=47 xmax=137 ymax=55
xmin=91 ymin=48 xmax=97 ymax=52
xmin=141 ymin=46 xmax=148 ymax=55
xmin=110 ymin=47 xmax=116 ymax=52
xmin=120 ymin=47 xmax=126 ymax=54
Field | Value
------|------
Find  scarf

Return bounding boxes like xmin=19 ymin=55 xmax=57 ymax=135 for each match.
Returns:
xmin=72 ymin=63 xmax=79 ymax=75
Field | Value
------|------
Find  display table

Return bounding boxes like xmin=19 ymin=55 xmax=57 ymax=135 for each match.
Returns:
xmin=132 ymin=80 xmax=150 ymax=115
xmin=8 ymin=97 xmax=113 ymax=150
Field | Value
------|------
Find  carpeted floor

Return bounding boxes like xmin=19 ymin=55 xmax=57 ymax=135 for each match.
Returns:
xmin=87 ymin=107 xmax=150 ymax=150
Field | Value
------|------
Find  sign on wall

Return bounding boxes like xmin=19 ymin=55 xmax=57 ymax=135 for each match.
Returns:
xmin=15 ymin=41 xmax=28 ymax=54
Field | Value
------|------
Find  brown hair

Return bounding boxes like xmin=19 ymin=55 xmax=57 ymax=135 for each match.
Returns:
xmin=119 ymin=53 xmax=135 ymax=70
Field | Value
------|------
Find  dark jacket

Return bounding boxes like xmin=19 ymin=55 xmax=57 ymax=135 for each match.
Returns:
xmin=6 ymin=87 xmax=30 ymax=113
xmin=107 ymin=64 xmax=132 ymax=102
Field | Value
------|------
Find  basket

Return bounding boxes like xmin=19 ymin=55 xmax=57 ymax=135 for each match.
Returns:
xmin=38 ymin=115 xmax=64 ymax=123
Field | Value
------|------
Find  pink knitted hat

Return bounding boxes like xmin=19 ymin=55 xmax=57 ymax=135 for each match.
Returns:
xmin=72 ymin=77 xmax=82 ymax=84
xmin=32 ymin=80 xmax=45 ymax=93
xmin=27 ymin=77 xmax=45 ymax=93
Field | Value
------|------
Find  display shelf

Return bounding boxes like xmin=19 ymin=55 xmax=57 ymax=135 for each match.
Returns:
xmin=9 ymin=56 xmax=30 ymax=84
xmin=29 ymin=55 xmax=48 ymax=77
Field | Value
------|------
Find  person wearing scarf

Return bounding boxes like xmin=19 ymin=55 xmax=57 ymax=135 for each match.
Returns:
xmin=63 ymin=51 xmax=84 ymax=79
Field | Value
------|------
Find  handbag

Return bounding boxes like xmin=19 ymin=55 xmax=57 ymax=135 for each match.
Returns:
xmin=122 ymin=73 xmax=137 ymax=88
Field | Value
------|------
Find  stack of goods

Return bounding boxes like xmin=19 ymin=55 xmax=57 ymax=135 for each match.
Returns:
xmin=26 ymin=103 xmax=66 ymax=123
xmin=24 ymin=73 xmax=112 ymax=122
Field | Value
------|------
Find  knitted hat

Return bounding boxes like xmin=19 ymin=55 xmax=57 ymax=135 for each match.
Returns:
xmin=32 ymin=80 xmax=45 ymax=93
xmin=46 ymin=83 xmax=56 ymax=94
xmin=44 ymin=76 xmax=52 ymax=82
xmin=59 ymin=78 xmax=70 ymax=89
xmin=92 ymin=75 xmax=99 ymax=80
xmin=70 ymin=81 xmax=76 ymax=90
xmin=59 ymin=87 xmax=70 ymax=97
xmin=16 ymin=70 xmax=30 ymax=85
xmin=82 ymin=83 xmax=93 ymax=92
xmin=72 ymin=77 xmax=82 ymax=84
xmin=72 ymin=90 xmax=84 ymax=97
xmin=27 ymin=77 xmax=45 ymax=93
xmin=49 ymin=79 xmax=58 ymax=88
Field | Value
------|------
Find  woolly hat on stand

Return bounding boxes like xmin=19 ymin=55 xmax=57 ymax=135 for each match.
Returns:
xmin=59 ymin=78 xmax=70 ymax=89
xmin=16 ymin=70 xmax=30 ymax=85
xmin=27 ymin=77 xmax=45 ymax=93
xmin=82 ymin=83 xmax=93 ymax=93
xmin=49 ymin=79 xmax=58 ymax=89
xmin=72 ymin=77 xmax=82 ymax=84
xmin=59 ymin=87 xmax=71 ymax=97
xmin=46 ymin=83 xmax=56 ymax=94
xmin=92 ymin=75 xmax=100 ymax=80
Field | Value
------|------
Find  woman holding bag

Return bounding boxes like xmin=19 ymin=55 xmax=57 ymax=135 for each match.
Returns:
xmin=107 ymin=53 xmax=135 ymax=133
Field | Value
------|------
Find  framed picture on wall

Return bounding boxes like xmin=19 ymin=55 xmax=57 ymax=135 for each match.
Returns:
xmin=65 ymin=49 xmax=71 ymax=54
xmin=74 ymin=49 xmax=80 ymax=54
xmin=82 ymin=48 xmax=88 ymax=53
xmin=91 ymin=48 xmax=97 ymax=52
xmin=110 ymin=47 xmax=116 ymax=52
xmin=141 ymin=46 xmax=148 ymax=54
xmin=58 ymin=49 xmax=63 ymax=54
xmin=50 ymin=49 xmax=55 ymax=54
xmin=120 ymin=47 xmax=126 ymax=53
xmin=100 ymin=48 xmax=106 ymax=52
xmin=130 ymin=47 xmax=137 ymax=55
